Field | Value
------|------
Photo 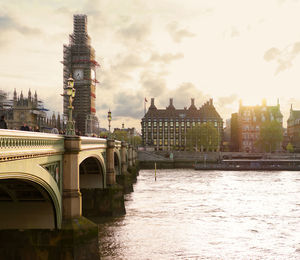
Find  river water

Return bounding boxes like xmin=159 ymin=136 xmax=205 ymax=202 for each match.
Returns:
xmin=98 ymin=169 xmax=300 ymax=259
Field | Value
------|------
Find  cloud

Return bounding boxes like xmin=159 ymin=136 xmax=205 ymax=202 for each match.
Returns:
xmin=149 ymin=52 xmax=184 ymax=64
xmin=264 ymin=42 xmax=300 ymax=74
xmin=0 ymin=14 xmax=41 ymax=36
xmin=113 ymin=91 xmax=144 ymax=119
xmin=217 ymin=94 xmax=238 ymax=107
xmin=159 ymin=82 xmax=207 ymax=109
xmin=166 ymin=21 xmax=195 ymax=43
xmin=117 ymin=22 xmax=152 ymax=43
xmin=140 ymin=70 xmax=167 ymax=97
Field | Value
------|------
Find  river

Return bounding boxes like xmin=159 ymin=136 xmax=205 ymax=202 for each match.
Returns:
xmin=98 ymin=169 xmax=300 ymax=259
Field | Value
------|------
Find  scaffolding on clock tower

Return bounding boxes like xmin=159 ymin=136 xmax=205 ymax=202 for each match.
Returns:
xmin=62 ymin=14 xmax=100 ymax=136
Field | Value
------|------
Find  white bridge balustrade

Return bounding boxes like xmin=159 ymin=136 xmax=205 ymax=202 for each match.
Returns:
xmin=0 ymin=130 xmax=136 ymax=230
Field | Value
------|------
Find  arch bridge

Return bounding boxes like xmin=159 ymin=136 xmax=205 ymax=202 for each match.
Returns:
xmin=0 ymin=130 xmax=137 ymax=230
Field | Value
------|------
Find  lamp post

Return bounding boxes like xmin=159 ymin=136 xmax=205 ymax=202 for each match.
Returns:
xmin=107 ymin=110 xmax=112 ymax=138
xmin=66 ymin=76 xmax=76 ymax=135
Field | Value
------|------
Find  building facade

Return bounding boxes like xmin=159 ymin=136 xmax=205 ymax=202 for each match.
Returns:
xmin=63 ymin=14 xmax=99 ymax=136
xmin=287 ymin=105 xmax=300 ymax=151
xmin=2 ymin=89 xmax=59 ymax=131
xmin=237 ymin=99 xmax=283 ymax=152
xmin=141 ymin=98 xmax=223 ymax=151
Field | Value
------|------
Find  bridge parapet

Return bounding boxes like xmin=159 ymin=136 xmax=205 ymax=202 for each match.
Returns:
xmin=80 ymin=136 xmax=107 ymax=150
xmin=0 ymin=130 xmax=64 ymax=162
xmin=115 ymin=140 xmax=121 ymax=149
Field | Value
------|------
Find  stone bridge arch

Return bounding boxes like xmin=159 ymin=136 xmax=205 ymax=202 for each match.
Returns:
xmin=0 ymin=170 xmax=61 ymax=229
xmin=79 ymin=154 xmax=106 ymax=189
xmin=114 ymin=149 xmax=121 ymax=175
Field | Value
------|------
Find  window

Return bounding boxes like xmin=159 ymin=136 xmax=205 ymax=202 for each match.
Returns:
xmin=176 ymin=121 xmax=179 ymax=127
xmin=165 ymin=121 xmax=168 ymax=126
xmin=159 ymin=121 xmax=162 ymax=126
xmin=159 ymin=139 xmax=162 ymax=145
xmin=154 ymin=121 xmax=157 ymax=127
xmin=154 ymin=140 xmax=157 ymax=145
xmin=187 ymin=121 xmax=190 ymax=127
xmin=148 ymin=121 xmax=151 ymax=126
xmin=181 ymin=122 xmax=185 ymax=126
xmin=170 ymin=121 xmax=174 ymax=126
xmin=164 ymin=140 xmax=168 ymax=145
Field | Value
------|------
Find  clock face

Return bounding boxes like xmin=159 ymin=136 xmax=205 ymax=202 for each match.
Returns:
xmin=73 ymin=69 xmax=83 ymax=80
xmin=91 ymin=69 xmax=95 ymax=80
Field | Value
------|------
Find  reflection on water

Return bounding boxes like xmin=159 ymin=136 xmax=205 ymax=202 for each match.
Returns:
xmin=98 ymin=169 xmax=300 ymax=259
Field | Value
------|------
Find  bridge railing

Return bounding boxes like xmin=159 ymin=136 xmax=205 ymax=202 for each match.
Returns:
xmin=115 ymin=140 xmax=121 ymax=149
xmin=80 ymin=136 xmax=107 ymax=151
xmin=0 ymin=130 xmax=64 ymax=162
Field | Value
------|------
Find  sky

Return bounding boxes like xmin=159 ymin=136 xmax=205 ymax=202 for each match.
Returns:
xmin=1 ymin=0 xmax=300 ymax=131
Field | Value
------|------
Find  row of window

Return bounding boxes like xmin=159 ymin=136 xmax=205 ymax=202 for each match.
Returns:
xmin=242 ymin=133 xmax=259 ymax=140
xmin=144 ymin=120 xmax=221 ymax=127
xmin=242 ymin=116 xmax=282 ymax=123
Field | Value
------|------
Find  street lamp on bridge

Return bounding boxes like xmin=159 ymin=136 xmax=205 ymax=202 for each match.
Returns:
xmin=66 ymin=76 xmax=76 ymax=136
xmin=107 ymin=110 xmax=112 ymax=138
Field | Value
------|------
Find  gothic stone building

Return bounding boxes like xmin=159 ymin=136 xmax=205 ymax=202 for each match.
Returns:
xmin=141 ymin=98 xmax=223 ymax=151
xmin=5 ymin=89 xmax=60 ymax=131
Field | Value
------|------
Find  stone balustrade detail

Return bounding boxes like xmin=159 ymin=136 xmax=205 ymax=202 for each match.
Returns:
xmin=0 ymin=130 xmax=64 ymax=162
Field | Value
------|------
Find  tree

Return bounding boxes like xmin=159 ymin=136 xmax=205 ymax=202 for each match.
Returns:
xmin=286 ymin=142 xmax=294 ymax=153
xmin=113 ymin=130 xmax=129 ymax=142
xmin=256 ymin=121 xmax=283 ymax=152
xmin=186 ymin=122 xmax=220 ymax=152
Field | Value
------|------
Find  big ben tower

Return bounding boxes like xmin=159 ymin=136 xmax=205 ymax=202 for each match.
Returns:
xmin=63 ymin=14 xmax=99 ymax=135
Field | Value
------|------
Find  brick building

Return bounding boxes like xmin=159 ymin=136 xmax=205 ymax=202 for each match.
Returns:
xmin=141 ymin=98 xmax=223 ymax=151
xmin=287 ymin=105 xmax=300 ymax=151
xmin=236 ymin=99 xmax=283 ymax=152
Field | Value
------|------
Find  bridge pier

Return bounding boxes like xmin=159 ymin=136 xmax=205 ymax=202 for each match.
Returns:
xmin=116 ymin=142 xmax=134 ymax=193
xmin=106 ymin=139 xmax=116 ymax=186
xmin=63 ymin=136 xmax=82 ymax=218
xmin=81 ymin=139 xmax=126 ymax=220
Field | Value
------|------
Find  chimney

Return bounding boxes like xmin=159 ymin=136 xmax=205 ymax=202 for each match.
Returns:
xmin=209 ymin=98 xmax=213 ymax=105
xmin=122 ymin=123 xmax=124 ymax=129
xmin=191 ymin=98 xmax=195 ymax=106
xmin=151 ymin=98 xmax=155 ymax=106
xmin=170 ymin=98 xmax=173 ymax=106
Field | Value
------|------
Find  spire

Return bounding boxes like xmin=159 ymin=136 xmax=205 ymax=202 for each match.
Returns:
xmin=13 ymin=89 xmax=17 ymax=101
xmin=290 ymin=104 xmax=293 ymax=111
xmin=57 ymin=113 xmax=61 ymax=130
xmin=20 ymin=91 xmax=23 ymax=100
xmin=28 ymin=89 xmax=31 ymax=100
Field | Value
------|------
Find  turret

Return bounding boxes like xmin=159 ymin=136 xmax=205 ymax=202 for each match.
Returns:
xmin=13 ymin=89 xmax=17 ymax=105
xmin=34 ymin=91 xmax=38 ymax=106
xmin=28 ymin=89 xmax=32 ymax=102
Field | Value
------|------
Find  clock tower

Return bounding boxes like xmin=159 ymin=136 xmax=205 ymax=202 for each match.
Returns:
xmin=63 ymin=14 xmax=99 ymax=135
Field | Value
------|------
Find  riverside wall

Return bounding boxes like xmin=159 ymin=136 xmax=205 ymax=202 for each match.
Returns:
xmin=138 ymin=150 xmax=300 ymax=169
